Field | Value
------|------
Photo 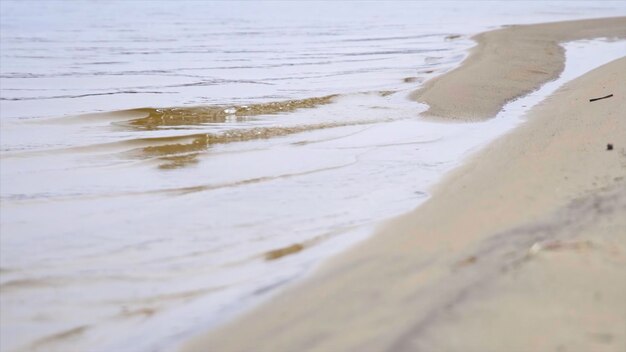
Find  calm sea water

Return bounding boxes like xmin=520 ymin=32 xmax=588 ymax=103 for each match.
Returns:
xmin=1 ymin=1 xmax=625 ymax=351
xmin=2 ymin=0 xmax=624 ymax=120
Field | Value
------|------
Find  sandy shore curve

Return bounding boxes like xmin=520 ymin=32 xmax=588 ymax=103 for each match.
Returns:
xmin=412 ymin=16 xmax=626 ymax=121
xmin=181 ymin=18 xmax=626 ymax=352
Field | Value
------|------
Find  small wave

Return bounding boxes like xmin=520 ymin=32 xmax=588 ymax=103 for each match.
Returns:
xmin=30 ymin=325 xmax=90 ymax=349
xmin=119 ymin=94 xmax=338 ymax=130
xmin=8 ymin=115 xmax=384 ymax=170
xmin=337 ymin=33 xmax=449 ymax=43
xmin=0 ymin=90 xmax=166 ymax=101
xmin=130 ymin=118 xmax=383 ymax=169
xmin=0 ymin=278 xmax=59 ymax=293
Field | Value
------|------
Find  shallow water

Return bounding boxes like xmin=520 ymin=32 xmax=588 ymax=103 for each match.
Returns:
xmin=1 ymin=1 xmax=625 ymax=352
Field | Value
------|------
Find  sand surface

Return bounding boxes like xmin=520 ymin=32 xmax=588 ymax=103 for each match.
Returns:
xmin=412 ymin=16 xmax=626 ymax=121
xmin=181 ymin=18 xmax=626 ymax=352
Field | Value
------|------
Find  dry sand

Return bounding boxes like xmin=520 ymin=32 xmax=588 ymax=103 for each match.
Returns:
xmin=181 ymin=18 xmax=626 ymax=352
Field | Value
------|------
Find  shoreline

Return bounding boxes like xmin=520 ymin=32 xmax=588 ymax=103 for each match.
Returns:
xmin=412 ymin=16 xmax=626 ymax=121
xmin=181 ymin=18 xmax=626 ymax=352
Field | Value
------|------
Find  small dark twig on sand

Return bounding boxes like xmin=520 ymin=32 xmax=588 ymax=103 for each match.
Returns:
xmin=589 ymin=94 xmax=613 ymax=102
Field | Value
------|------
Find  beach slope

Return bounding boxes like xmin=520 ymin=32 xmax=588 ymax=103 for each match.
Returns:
xmin=181 ymin=19 xmax=626 ymax=352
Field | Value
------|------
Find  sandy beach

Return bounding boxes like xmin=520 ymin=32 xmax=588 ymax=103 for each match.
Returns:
xmin=182 ymin=17 xmax=626 ymax=352
xmin=413 ymin=17 xmax=626 ymax=121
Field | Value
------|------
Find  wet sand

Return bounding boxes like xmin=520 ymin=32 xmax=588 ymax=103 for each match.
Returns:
xmin=412 ymin=16 xmax=626 ymax=121
xmin=181 ymin=17 xmax=626 ymax=352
